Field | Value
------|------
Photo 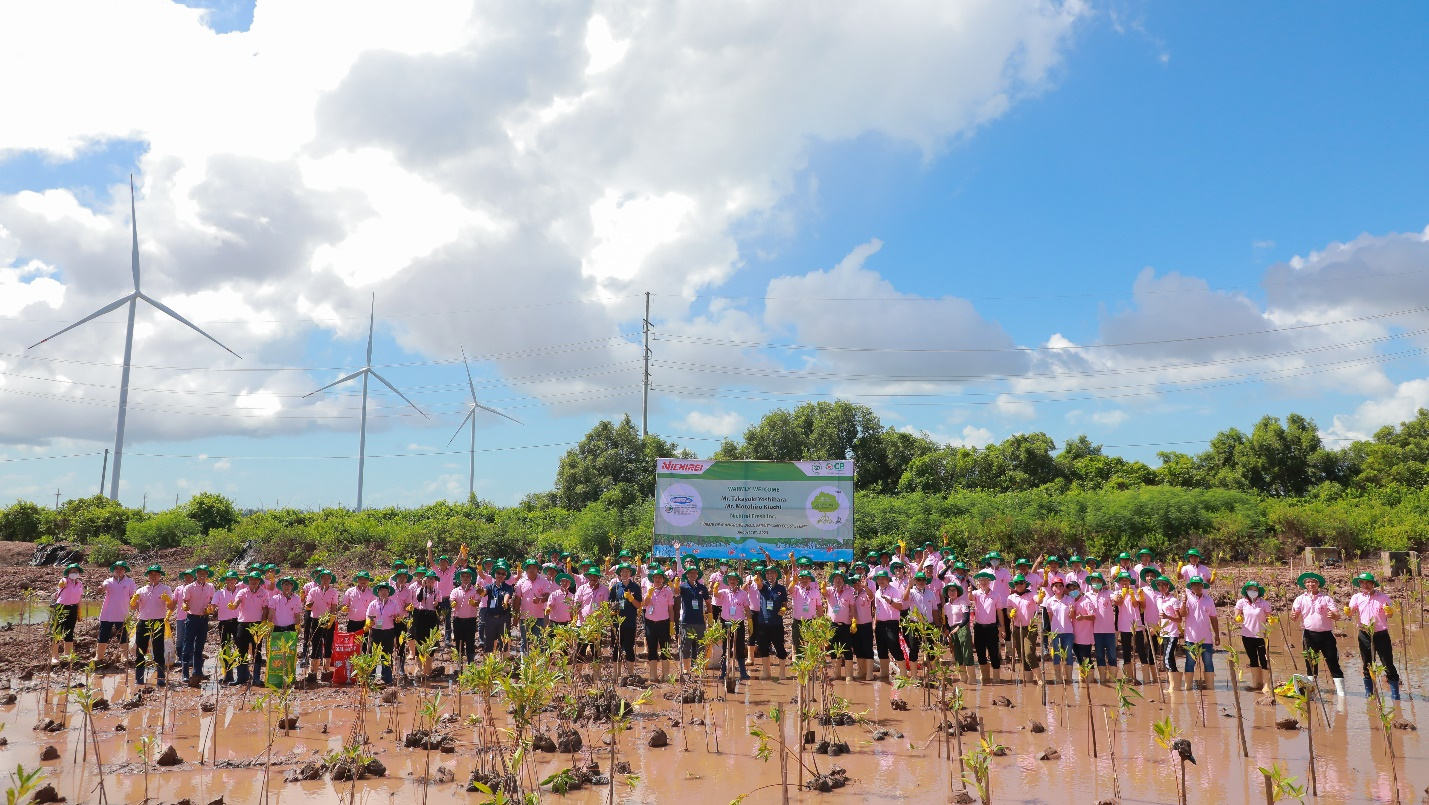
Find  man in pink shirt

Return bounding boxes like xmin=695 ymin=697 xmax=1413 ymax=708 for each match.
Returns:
xmin=871 ymin=570 xmax=907 ymax=683
xmin=1179 ymin=575 xmax=1220 ymax=691
xmin=1005 ymin=574 xmax=1040 ymax=684
xmin=1349 ymin=572 xmax=1399 ymax=699
xmin=514 ymin=559 xmax=553 ymax=655
xmin=969 ymin=570 xmax=1004 ymax=685
xmin=97 ymin=560 xmax=136 ymax=668
xmin=231 ymin=571 xmax=269 ymax=686
xmin=1290 ymin=571 xmax=1345 ymax=696
xmin=789 ymin=569 xmax=824 ymax=659
xmin=305 ymin=569 xmax=340 ymax=677
xmin=130 ymin=565 xmax=175 ymax=686
xmin=181 ymin=565 xmax=216 ymax=681
xmin=341 ymin=572 xmax=377 ymax=637
xmin=212 ymin=571 xmax=241 ymax=683
xmin=50 ymin=562 xmax=85 ymax=666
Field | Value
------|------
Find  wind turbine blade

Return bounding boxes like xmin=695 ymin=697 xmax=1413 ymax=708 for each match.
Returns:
xmin=369 ymin=369 xmax=427 ymax=418
xmin=130 ymin=175 xmax=141 ymax=292
xmin=474 ymin=401 xmax=522 ymax=425
xmin=137 ymin=292 xmax=242 ymax=359
xmin=303 ymin=369 xmax=366 ymax=397
xmin=446 ymin=408 xmax=475 ymax=447
xmin=365 ymin=293 xmax=375 ymax=367
xmin=460 ymin=345 xmax=478 ymax=403
xmin=27 ymin=293 xmax=137 ymax=349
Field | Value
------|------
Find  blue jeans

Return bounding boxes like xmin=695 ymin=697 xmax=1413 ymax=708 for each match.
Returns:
xmin=1093 ymin=632 xmax=1117 ymax=667
xmin=1050 ymin=633 xmax=1074 ymax=664
xmin=1183 ymin=641 xmax=1214 ymax=672
xmin=182 ymin=615 xmax=210 ymax=678
xmin=521 ymin=618 xmax=547 ymax=655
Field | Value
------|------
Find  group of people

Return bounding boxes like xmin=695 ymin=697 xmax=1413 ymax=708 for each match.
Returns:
xmin=47 ymin=542 xmax=1401 ymax=699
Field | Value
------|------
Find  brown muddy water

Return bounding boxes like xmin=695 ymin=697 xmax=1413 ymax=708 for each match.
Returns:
xmin=2 ymin=617 xmax=1424 ymax=804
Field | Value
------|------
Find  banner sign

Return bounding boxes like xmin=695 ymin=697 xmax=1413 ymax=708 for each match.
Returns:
xmin=653 ymin=459 xmax=854 ymax=561
xmin=265 ymin=630 xmax=299 ymax=689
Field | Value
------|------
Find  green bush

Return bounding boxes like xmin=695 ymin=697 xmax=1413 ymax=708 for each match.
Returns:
xmin=0 ymin=500 xmax=52 ymax=542
xmin=87 ymin=535 xmax=125 ymax=568
xmin=126 ymin=510 xmax=200 ymax=552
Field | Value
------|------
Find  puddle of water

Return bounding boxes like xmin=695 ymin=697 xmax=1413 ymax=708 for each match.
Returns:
xmin=0 ymin=600 xmax=101 ymax=627
xmin=0 ymin=616 xmax=1423 ymax=804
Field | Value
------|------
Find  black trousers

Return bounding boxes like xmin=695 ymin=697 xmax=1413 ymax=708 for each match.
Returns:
xmin=830 ymin=622 xmax=852 ymax=660
xmin=1302 ymin=629 xmax=1343 ymax=679
xmin=370 ymin=627 xmax=396 ymax=684
xmin=479 ymin=613 xmax=510 ymax=653
xmin=616 ymin=617 xmax=638 ymax=662
xmin=302 ymin=612 xmax=314 ymax=658
xmin=1359 ymin=628 xmax=1399 ymax=682
xmin=310 ymin=622 xmax=335 ymax=660
xmin=721 ymin=620 xmax=747 ymax=674
xmin=219 ymin=619 xmax=240 ymax=680
xmin=755 ymin=616 xmax=788 ymax=660
xmin=874 ymin=620 xmax=904 ymax=662
xmin=852 ymin=622 xmax=875 ymax=659
xmin=973 ymin=622 xmax=1002 ymax=669
xmin=1241 ymin=635 xmax=1268 ymax=669
xmin=453 ymin=617 xmax=478 ymax=663
xmin=792 ymin=618 xmax=812 ymax=656
xmin=235 ymin=621 xmax=264 ymax=682
xmin=135 ymin=620 xmax=166 ymax=682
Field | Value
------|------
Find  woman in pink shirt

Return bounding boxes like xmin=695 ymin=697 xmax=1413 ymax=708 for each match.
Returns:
xmin=642 ymin=570 xmax=676 ymax=681
xmin=1112 ymin=571 xmax=1148 ymax=685
xmin=130 ymin=565 xmax=175 ymax=686
xmin=364 ymin=582 xmax=401 ymax=685
xmin=1234 ymin=580 xmax=1273 ymax=694
xmin=1069 ymin=580 xmax=1096 ymax=671
xmin=1076 ymin=572 xmax=1117 ymax=684
xmin=1004 ymin=575 xmax=1039 ymax=684
xmin=823 ymin=571 xmax=855 ymax=680
xmin=1039 ymin=579 xmax=1075 ymax=685
xmin=97 ymin=560 xmax=136 ymax=667
xmin=715 ymin=573 xmax=750 ymax=681
xmin=1349 ymin=572 xmax=1399 ymax=699
xmin=341 ymin=572 xmax=376 ymax=636
xmin=229 ymin=572 xmax=270 ymax=686
xmin=968 ymin=571 xmax=1004 ymax=685
xmin=449 ymin=567 xmax=482 ymax=665
xmin=572 ymin=566 xmax=608 ymax=663
xmin=941 ymin=581 xmax=972 ymax=681
xmin=871 ymin=570 xmax=908 ymax=683
xmin=305 ymin=569 xmax=340 ymax=676
xmin=51 ymin=562 xmax=84 ymax=665
xmin=546 ymin=573 xmax=575 ymax=627
xmin=848 ymin=575 xmax=874 ymax=681
xmin=1179 ymin=575 xmax=1220 ymax=691
xmin=1289 ymin=571 xmax=1344 ymax=696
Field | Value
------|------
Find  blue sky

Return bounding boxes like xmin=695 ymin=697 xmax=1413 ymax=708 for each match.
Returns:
xmin=2 ymin=1 xmax=1428 ymax=510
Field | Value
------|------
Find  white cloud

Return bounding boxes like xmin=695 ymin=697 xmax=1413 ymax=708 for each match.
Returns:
xmin=1327 ymin=378 xmax=1429 ymax=443
xmin=677 ymin=409 xmax=744 ymax=437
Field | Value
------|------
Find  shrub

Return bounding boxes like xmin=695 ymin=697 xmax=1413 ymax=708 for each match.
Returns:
xmin=126 ymin=510 xmax=200 ymax=552
xmin=87 ymin=535 xmax=125 ymax=568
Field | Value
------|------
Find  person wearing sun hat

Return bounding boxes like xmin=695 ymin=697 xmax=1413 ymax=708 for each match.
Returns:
xmin=606 ymin=563 xmax=643 ymax=664
xmin=227 ymin=570 xmax=269 ymax=686
xmin=131 ymin=565 xmax=176 ymax=686
xmin=1135 ymin=567 xmax=1166 ymax=678
xmin=171 ymin=568 xmax=195 ymax=673
xmin=49 ymin=562 xmax=85 ymax=666
xmin=939 ymin=580 xmax=972 ymax=681
xmin=1178 ymin=549 xmax=1208 ymax=587
xmin=341 ymin=571 xmax=376 ymax=638
xmin=97 ymin=560 xmax=137 ymax=668
xmin=1039 ymin=578 xmax=1075 ymax=685
xmin=212 ymin=570 xmax=242 ymax=683
xmin=477 ymin=563 xmax=516 ymax=654
xmin=1003 ymin=574 xmax=1039 ymax=685
xmin=449 ymin=567 xmax=481 ymax=665
xmin=1177 ymin=575 xmax=1220 ymax=692
xmin=1064 ymin=555 xmax=1087 ymax=590
xmin=1233 ymin=580 xmax=1273 ymax=693
xmin=545 ymin=572 xmax=575 ymax=637
xmin=967 ymin=569 xmax=1004 ymax=685
xmin=714 ymin=571 xmax=751 ymax=681
xmin=299 ymin=567 xmax=325 ymax=659
xmin=179 ymin=565 xmax=216 ymax=682
xmin=753 ymin=563 xmax=791 ymax=682
xmin=640 ymin=565 xmax=676 ymax=681
xmin=1289 ymin=570 xmax=1345 ymax=696
xmin=305 ymin=568 xmax=341 ymax=677
xmin=1110 ymin=571 xmax=1146 ymax=685
xmin=363 ymin=581 xmax=400 ymax=685
xmin=869 ymin=569 xmax=907 ymax=683
xmin=514 ymin=558 xmax=554 ymax=656
xmin=1348 ymin=572 xmax=1400 ymax=699
xmin=1133 ymin=549 xmax=1160 ymax=580
xmin=1150 ymin=575 xmax=1184 ymax=692
xmin=571 ymin=566 xmax=608 ymax=662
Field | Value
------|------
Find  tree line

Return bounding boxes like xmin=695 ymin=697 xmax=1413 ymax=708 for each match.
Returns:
xmin=5 ymin=403 xmax=1429 ymax=568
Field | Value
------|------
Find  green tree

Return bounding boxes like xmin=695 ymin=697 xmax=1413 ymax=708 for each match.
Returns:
xmin=0 ymin=501 xmax=53 ymax=542
xmin=722 ymin=400 xmax=894 ymax=490
xmin=56 ymin=495 xmax=137 ymax=543
xmin=126 ymin=510 xmax=200 ymax=552
xmin=552 ymin=415 xmax=688 ymax=510
xmin=184 ymin=492 xmax=239 ymax=535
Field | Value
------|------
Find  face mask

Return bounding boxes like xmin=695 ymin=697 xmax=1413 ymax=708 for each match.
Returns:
xmin=1091 ymin=583 xmax=1103 ymax=591
xmin=1247 ymin=590 xmax=1259 ymax=600
xmin=990 ymin=560 xmax=1001 ymax=568
xmin=67 ymin=573 xmax=80 ymax=581
xmin=1069 ymin=590 xmax=1081 ymax=599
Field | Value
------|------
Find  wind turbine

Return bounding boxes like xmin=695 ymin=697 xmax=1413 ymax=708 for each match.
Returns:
xmin=28 ymin=176 xmax=241 ymax=503
xmin=304 ymin=294 xmax=426 ymax=511
xmin=446 ymin=346 xmax=521 ymax=501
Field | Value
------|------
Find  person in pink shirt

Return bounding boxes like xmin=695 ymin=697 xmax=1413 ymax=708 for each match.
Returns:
xmin=1004 ymin=575 xmax=1040 ymax=684
xmin=903 ymin=572 xmax=939 ymax=679
xmin=1039 ymin=579 xmax=1075 ymax=685
xmin=642 ymin=569 xmax=676 ymax=681
xmin=1111 ymin=571 xmax=1148 ymax=685
xmin=270 ymin=577 xmax=304 ymax=628
xmin=1178 ymin=575 xmax=1220 ymax=691
xmin=1152 ymin=576 xmax=1184 ymax=691
xmin=300 ymin=567 xmax=324 ymax=661
xmin=305 ymin=569 xmax=340 ymax=676
xmin=823 ymin=571 xmax=855 ymax=680
xmin=967 ymin=571 xmax=1004 ymax=685
xmin=1178 ymin=549 xmax=1210 ymax=587
xmin=230 ymin=571 xmax=270 ymax=686
xmin=364 ymin=582 xmax=402 ymax=685
xmin=1069 ymin=580 xmax=1097 ymax=672
xmin=50 ymin=562 xmax=85 ymax=665
xmin=940 ymin=581 xmax=972 ymax=681
xmin=1290 ymin=571 xmax=1345 ymax=696
xmin=1076 ymin=572 xmax=1117 ymax=684
xmin=181 ymin=565 xmax=216 ymax=681
xmin=427 ymin=552 xmax=456 ymax=645
xmin=546 ymin=573 xmax=575 ymax=626
xmin=572 ymin=566 xmax=608 ymax=663
xmin=130 ymin=565 xmax=175 ymax=686
xmin=1349 ymin=572 xmax=1399 ymax=699
xmin=97 ymin=560 xmax=136 ymax=668
xmin=789 ymin=569 xmax=823 ymax=659
xmin=341 ymin=572 xmax=376 ymax=637
xmin=1231 ymin=580 xmax=1274 ymax=693
xmin=212 ymin=571 xmax=242 ymax=683
xmin=449 ymin=567 xmax=482 ymax=665
xmin=870 ymin=570 xmax=908 ymax=682
xmin=715 ymin=572 xmax=750 ymax=681
xmin=514 ymin=559 xmax=553 ymax=655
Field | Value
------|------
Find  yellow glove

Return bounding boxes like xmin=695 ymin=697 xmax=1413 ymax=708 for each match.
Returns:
xmin=58 ymin=578 xmax=66 ymax=588
xmin=850 ymin=620 xmax=858 ymax=634
xmin=339 ymin=605 xmax=349 ymax=614
xmin=364 ymin=618 xmax=373 ymax=630
xmin=227 ymin=600 xmax=237 ymax=610
xmin=1385 ymin=605 xmax=1395 ymax=617
xmin=1344 ymin=605 xmax=1353 ymax=618
xmin=130 ymin=594 xmax=140 ymax=609
xmin=160 ymin=593 xmax=173 ymax=606
xmin=1234 ymin=614 xmax=1244 ymax=624
xmin=1035 ymin=590 xmax=1045 ymax=603
xmin=669 ymin=619 xmax=676 ymax=638
xmin=1267 ymin=615 xmax=1279 ymax=626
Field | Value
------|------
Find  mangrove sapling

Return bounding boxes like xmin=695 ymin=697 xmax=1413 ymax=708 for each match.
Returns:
xmin=1152 ymin=716 xmax=1187 ymax=805
xmin=325 ymin=733 xmax=375 ymax=805
xmin=417 ymin=692 xmax=446 ymax=805
xmin=3 ymin=765 xmax=45 ymax=805
xmin=251 ymin=684 xmax=294 ymax=804
xmin=64 ymin=685 xmax=108 ymax=804
xmin=1222 ymin=643 xmax=1250 ymax=757
xmin=961 ymin=732 xmax=1007 ymax=805
xmin=134 ymin=734 xmax=155 ymax=805
xmin=203 ymin=640 xmax=243 ymax=765
xmin=745 ymin=703 xmax=826 ymax=805
xmin=500 ymin=647 xmax=560 ymax=794
xmin=1368 ymin=661 xmax=1402 ymax=805
xmin=1184 ymin=641 xmax=1208 ymax=728
xmin=1107 ymin=676 xmax=1142 ymax=803
xmin=692 ymin=620 xmax=727 ymax=752
xmin=606 ymin=687 xmax=652 ymax=805
xmin=242 ymin=621 xmax=273 ymax=704
xmin=1076 ymin=659 xmax=1098 ymax=758
xmin=347 ymin=640 xmax=387 ymax=741
xmin=1257 ymin=762 xmax=1307 ymax=805
xmin=1279 ymin=678 xmax=1316 ymax=797
xmin=947 ymin=686 xmax=969 ymax=799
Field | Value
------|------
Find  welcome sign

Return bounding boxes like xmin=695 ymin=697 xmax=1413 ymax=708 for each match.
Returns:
xmin=653 ymin=459 xmax=855 ymax=561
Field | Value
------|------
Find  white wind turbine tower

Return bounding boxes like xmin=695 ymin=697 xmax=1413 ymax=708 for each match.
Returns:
xmin=446 ymin=346 xmax=521 ymax=501
xmin=28 ymin=176 xmax=241 ymax=502
xmin=304 ymin=294 xmax=426 ymax=511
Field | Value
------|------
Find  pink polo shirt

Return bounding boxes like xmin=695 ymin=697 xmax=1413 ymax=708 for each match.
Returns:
xmin=183 ymin=581 xmax=216 ymax=617
xmin=306 ymin=585 xmax=340 ymax=618
xmin=907 ymin=585 xmax=938 ymax=622
xmin=450 ymin=586 xmax=481 ymax=619
xmin=1182 ymin=591 xmax=1217 ymax=644
xmin=341 ymin=586 xmax=376 ymax=619
xmin=790 ymin=583 xmax=823 ymax=620
xmin=1113 ymin=588 xmax=1140 ymax=632
xmin=1045 ymin=595 xmax=1074 ymax=634
xmin=1140 ymin=586 xmax=1164 ymax=628
xmin=546 ymin=589 xmax=573 ymax=623
xmin=234 ymin=587 xmax=268 ymax=623
xmin=873 ymin=585 xmax=905 ymax=621
xmin=824 ymin=586 xmax=854 ymax=624
xmin=1006 ymin=592 xmax=1037 ymax=627
xmin=366 ymin=597 xmax=401 ymax=630
xmin=644 ymin=585 xmax=674 ymax=621
xmin=943 ymin=600 xmax=968 ymax=627
xmin=1235 ymin=598 xmax=1271 ymax=637
xmin=55 ymin=576 xmax=83 ymax=606
xmin=434 ymin=566 xmax=456 ymax=597
xmin=270 ymin=592 xmax=304 ymax=627
xmin=172 ymin=582 xmax=190 ymax=615
xmin=412 ymin=583 xmax=440 ymax=611
xmin=133 ymin=584 xmax=173 ymax=621
xmin=1157 ymin=596 xmax=1182 ymax=638
xmin=1292 ymin=592 xmax=1336 ymax=632
xmin=969 ymin=588 xmax=1000 ymax=625
xmin=1180 ymin=563 xmax=1207 ymax=585
xmin=1081 ymin=589 xmax=1115 ymax=633
xmin=514 ymin=576 xmax=553 ymax=618
xmin=100 ymin=575 xmax=136 ymax=622
xmin=1072 ymin=597 xmax=1096 ymax=643
xmin=715 ymin=587 xmax=748 ymax=620
xmin=213 ymin=585 xmax=240 ymax=621
xmin=575 ymin=582 xmax=609 ymax=621
xmin=1349 ymin=590 xmax=1392 ymax=633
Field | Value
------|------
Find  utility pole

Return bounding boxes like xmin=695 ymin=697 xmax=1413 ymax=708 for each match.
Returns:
xmin=642 ymin=291 xmax=651 ymax=438
xmin=98 ymin=449 xmax=109 ymax=496
xmin=54 ymin=490 xmax=60 ymax=511
xmin=142 ymin=492 xmax=147 ymax=511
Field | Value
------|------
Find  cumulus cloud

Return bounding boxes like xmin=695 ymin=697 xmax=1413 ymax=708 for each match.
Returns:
xmin=0 ymin=0 xmax=1086 ymax=449
xmin=677 ymin=410 xmax=745 ymax=437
